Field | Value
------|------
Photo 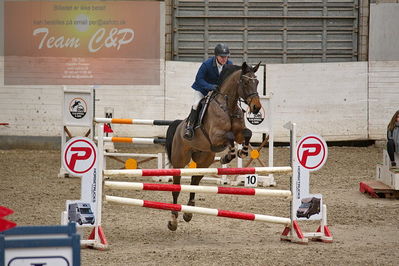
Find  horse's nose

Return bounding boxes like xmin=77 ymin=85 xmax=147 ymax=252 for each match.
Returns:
xmin=252 ymin=105 xmax=260 ymax=114
xmin=250 ymin=98 xmax=261 ymax=114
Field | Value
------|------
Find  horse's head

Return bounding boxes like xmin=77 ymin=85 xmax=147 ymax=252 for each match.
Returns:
xmin=239 ymin=62 xmax=261 ymax=114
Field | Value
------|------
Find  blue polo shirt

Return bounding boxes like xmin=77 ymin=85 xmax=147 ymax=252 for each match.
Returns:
xmin=191 ymin=56 xmax=233 ymax=96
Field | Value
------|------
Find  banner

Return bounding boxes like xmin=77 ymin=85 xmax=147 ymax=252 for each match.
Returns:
xmin=4 ymin=1 xmax=160 ymax=85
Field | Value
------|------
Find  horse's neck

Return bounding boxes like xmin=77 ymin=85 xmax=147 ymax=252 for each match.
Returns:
xmin=218 ymin=70 xmax=241 ymax=112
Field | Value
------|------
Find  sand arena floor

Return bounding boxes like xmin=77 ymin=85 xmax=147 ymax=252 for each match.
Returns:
xmin=1 ymin=145 xmax=399 ymax=265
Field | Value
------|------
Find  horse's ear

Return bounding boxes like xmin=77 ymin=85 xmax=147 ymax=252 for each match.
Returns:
xmin=253 ymin=62 xmax=261 ymax=73
xmin=242 ymin=62 xmax=249 ymax=74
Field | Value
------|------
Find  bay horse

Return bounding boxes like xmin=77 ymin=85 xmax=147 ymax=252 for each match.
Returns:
xmin=165 ymin=62 xmax=262 ymax=231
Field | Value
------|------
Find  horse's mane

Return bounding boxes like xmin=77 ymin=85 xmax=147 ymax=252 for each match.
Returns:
xmin=217 ymin=64 xmax=241 ymax=87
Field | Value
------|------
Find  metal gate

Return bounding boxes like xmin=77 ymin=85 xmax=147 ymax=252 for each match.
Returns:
xmin=173 ymin=0 xmax=358 ymax=64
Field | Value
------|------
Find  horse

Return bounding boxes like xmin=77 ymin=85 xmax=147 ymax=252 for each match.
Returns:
xmin=165 ymin=62 xmax=262 ymax=231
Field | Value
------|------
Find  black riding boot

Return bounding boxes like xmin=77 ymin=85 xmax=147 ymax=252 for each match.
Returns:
xmin=387 ymin=139 xmax=396 ymax=167
xmin=184 ymin=108 xmax=198 ymax=140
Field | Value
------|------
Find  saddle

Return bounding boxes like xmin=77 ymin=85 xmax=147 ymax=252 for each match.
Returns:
xmin=194 ymin=91 xmax=215 ymax=129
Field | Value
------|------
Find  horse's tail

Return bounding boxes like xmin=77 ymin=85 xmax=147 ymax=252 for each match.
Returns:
xmin=165 ymin=119 xmax=183 ymax=163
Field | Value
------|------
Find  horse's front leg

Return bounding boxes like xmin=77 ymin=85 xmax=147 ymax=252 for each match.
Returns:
xmin=168 ymin=175 xmax=181 ymax=231
xmin=183 ymin=175 xmax=203 ymax=222
xmin=220 ymin=131 xmax=236 ymax=164
xmin=237 ymin=128 xmax=252 ymax=159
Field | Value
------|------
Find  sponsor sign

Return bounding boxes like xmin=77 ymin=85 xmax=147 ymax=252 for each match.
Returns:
xmin=4 ymin=1 xmax=160 ymax=85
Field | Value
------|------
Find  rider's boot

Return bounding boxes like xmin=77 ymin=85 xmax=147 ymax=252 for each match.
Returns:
xmin=184 ymin=108 xmax=198 ymax=140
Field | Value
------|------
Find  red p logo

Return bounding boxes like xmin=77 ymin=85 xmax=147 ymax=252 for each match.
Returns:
xmin=63 ymin=138 xmax=97 ymax=175
xmin=299 ymin=143 xmax=321 ymax=166
xmin=297 ymin=135 xmax=327 ymax=171
xmin=67 ymin=147 xmax=92 ymax=170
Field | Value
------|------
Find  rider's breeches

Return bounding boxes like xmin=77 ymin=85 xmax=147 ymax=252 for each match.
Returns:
xmin=192 ymin=90 xmax=204 ymax=110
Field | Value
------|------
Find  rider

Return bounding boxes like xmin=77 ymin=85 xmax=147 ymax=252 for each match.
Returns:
xmin=183 ymin=43 xmax=233 ymax=140
xmin=387 ymin=110 xmax=399 ymax=167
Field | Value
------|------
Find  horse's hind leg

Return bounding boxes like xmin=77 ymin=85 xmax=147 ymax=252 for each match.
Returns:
xmin=183 ymin=175 xmax=203 ymax=222
xmin=237 ymin=128 xmax=252 ymax=158
xmin=168 ymin=175 xmax=181 ymax=231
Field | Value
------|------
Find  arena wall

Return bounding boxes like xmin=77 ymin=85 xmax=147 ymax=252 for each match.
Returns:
xmin=266 ymin=62 xmax=369 ymax=141
xmin=0 ymin=58 xmax=398 ymax=145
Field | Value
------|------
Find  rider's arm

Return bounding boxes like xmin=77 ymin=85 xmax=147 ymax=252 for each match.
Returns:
xmin=194 ymin=63 xmax=217 ymax=92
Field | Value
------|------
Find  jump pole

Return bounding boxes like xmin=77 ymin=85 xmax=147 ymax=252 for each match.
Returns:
xmin=95 ymin=136 xmax=166 ymax=145
xmin=94 ymin=118 xmax=173 ymax=126
xmin=103 ymin=166 xmax=292 ymax=178
xmin=104 ymin=181 xmax=292 ymax=198
xmin=104 ymin=152 xmax=160 ymax=158
xmin=105 ymin=195 xmax=291 ymax=225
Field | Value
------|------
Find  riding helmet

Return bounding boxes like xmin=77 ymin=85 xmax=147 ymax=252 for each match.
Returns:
xmin=214 ymin=43 xmax=230 ymax=57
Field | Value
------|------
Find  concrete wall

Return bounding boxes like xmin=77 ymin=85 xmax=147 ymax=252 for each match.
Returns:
xmin=0 ymin=60 xmax=168 ymax=139
xmin=266 ymin=62 xmax=369 ymax=141
xmin=0 ymin=59 xmax=397 ymax=144
xmin=368 ymin=3 xmax=399 ymax=140
xmin=369 ymin=3 xmax=399 ymax=61
xmin=369 ymin=61 xmax=399 ymax=139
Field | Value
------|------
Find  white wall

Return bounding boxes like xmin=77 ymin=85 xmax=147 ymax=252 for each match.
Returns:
xmin=266 ymin=62 xmax=369 ymax=141
xmin=0 ymin=57 xmax=62 ymax=137
xmin=369 ymin=61 xmax=399 ymax=140
xmin=0 ymin=58 xmax=167 ymax=138
xmin=164 ymin=61 xmax=200 ymax=121
xmin=94 ymin=60 xmax=166 ymax=138
xmin=0 ymin=59 xmax=397 ymax=142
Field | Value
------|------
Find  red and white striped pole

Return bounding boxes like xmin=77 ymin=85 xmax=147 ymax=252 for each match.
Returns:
xmin=104 ymin=181 xmax=292 ymax=198
xmin=105 ymin=195 xmax=291 ymax=225
xmin=103 ymin=166 xmax=292 ymax=178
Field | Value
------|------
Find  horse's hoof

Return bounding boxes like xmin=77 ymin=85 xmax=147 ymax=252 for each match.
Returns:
xmin=220 ymin=155 xmax=235 ymax=165
xmin=167 ymin=221 xmax=178 ymax=231
xmin=183 ymin=213 xmax=192 ymax=222
xmin=220 ymin=157 xmax=227 ymax=165
xmin=237 ymin=150 xmax=248 ymax=158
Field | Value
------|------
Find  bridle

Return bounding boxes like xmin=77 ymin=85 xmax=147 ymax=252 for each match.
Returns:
xmin=239 ymin=74 xmax=259 ymax=105
xmin=212 ymin=71 xmax=259 ymax=114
